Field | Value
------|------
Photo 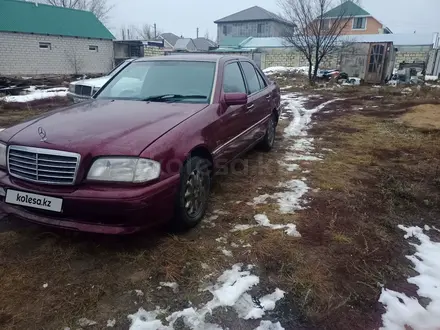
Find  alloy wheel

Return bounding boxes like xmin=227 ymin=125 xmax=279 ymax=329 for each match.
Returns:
xmin=184 ymin=169 xmax=207 ymax=217
xmin=267 ymin=118 xmax=276 ymax=146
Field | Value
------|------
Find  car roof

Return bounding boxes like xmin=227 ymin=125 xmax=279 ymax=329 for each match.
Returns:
xmin=134 ymin=54 xmax=251 ymax=63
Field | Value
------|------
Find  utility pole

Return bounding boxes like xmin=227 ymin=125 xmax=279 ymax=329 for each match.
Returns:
xmin=196 ymin=27 xmax=199 ymax=38
xmin=154 ymin=23 xmax=157 ymax=39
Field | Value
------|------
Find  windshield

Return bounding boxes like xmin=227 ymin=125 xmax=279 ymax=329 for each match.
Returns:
xmin=97 ymin=60 xmax=216 ymax=103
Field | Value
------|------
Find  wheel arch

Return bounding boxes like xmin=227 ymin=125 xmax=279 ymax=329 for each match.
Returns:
xmin=188 ymin=145 xmax=214 ymax=174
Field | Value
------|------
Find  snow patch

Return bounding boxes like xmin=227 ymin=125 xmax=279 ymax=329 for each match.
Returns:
xmin=234 ymin=288 xmax=285 ymax=319
xmin=128 ymin=307 xmax=167 ymax=330
xmin=263 ymin=66 xmax=310 ymax=75
xmin=425 ymin=75 xmax=439 ymax=81
xmin=1 ymin=87 xmax=68 ymax=103
xmin=128 ymin=264 xmax=285 ymax=330
xmin=134 ymin=289 xmax=144 ymax=297
xmin=106 ymin=319 xmax=116 ymax=327
xmin=379 ymin=225 xmax=440 ymax=330
xmin=159 ymin=282 xmax=179 ymax=293
xmin=215 ymin=236 xmax=227 ymax=244
xmin=250 ymin=180 xmax=309 ymax=214
xmin=275 ymin=180 xmax=309 ymax=214
xmin=232 ymin=214 xmax=301 ymax=237
xmin=284 ymin=97 xmax=341 ymax=138
xmin=221 ymin=249 xmax=233 ymax=257
xmin=254 ymin=320 xmax=285 ymax=330
xmin=78 ymin=318 xmax=98 ymax=327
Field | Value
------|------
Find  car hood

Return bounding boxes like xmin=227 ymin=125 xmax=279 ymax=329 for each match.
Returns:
xmin=71 ymin=76 xmax=110 ymax=88
xmin=5 ymin=100 xmax=208 ymax=156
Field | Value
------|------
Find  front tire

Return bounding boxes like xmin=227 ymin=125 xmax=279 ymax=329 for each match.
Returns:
xmin=172 ymin=156 xmax=211 ymax=231
xmin=260 ymin=114 xmax=277 ymax=152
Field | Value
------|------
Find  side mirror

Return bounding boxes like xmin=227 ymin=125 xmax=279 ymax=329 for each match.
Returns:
xmin=224 ymin=92 xmax=248 ymax=106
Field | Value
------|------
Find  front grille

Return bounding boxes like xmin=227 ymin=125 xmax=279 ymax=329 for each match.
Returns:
xmin=74 ymin=85 xmax=92 ymax=96
xmin=8 ymin=146 xmax=80 ymax=185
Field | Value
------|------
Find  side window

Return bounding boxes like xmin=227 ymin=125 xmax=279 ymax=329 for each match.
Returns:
xmin=256 ymin=69 xmax=267 ymax=89
xmin=223 ymin=62 xmax=246 ymax=93
xmin=241 ymin=62 xmax=260 ymax=94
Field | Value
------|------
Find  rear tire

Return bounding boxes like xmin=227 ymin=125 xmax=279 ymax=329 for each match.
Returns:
xmin=260 ymin=113 xmax=277 ymax=152
xmin=171 ymin=156 xmax=211 ymax=231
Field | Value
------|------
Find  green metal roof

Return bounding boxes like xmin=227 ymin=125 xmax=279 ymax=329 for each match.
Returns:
xmin=322 ymin=1 xmax=370 ymax=18
xmin=211 ymin=47 xmax=256 ymax=53
xmin=218 ymin=36 xmax=250 ymax=48
xmin=0 ymin=0 xmax=114 ymax=40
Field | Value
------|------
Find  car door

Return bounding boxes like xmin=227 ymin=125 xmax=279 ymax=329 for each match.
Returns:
xmin=212 ymin=61 xmax=250 ymax=167
xmin=239 ymin=61 xmax=271 ymax=144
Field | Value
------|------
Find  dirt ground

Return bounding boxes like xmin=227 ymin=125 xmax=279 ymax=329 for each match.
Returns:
xmin=1 ymin=78 xmax=440 ymax=330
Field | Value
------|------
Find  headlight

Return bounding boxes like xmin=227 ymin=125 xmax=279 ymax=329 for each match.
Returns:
xmin=69 ymin=84 xmax=75 ymax=93
xmin=0 ymin=143 xmax=6 ymax=168
xmin=87 ymin=157 xmax=161 ymax=183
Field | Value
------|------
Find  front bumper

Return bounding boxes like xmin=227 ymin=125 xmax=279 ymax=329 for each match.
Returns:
xmin=67 ymin=92 xmax=92 ymax=103
xmin=0 ymin=170 xmax=180 ymax=234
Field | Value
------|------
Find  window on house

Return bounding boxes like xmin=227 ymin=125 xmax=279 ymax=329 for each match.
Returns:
xmin=39 ymin=42 xmax=51 ymax=50
xmin=321 ymin=19 xmax=330 ymax=31
xmin=353 ymin=17 xmax=366 ymax=30
xmin=257 ymin=23 xmax=263 ymax=34
xmin=223 ymin=25 xmax=228 ymax=35
xmin=89 ymin=45 xmax=99 ymax=52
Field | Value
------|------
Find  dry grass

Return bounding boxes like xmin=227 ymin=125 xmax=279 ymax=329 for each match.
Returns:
xmin=399 ymin=104 xmax=440 ymax=130
xmin=285 ymin=99 xmax=440 ymax=329
xmin=2 ymin=84 xmax=440 ymax=329
xmin=0 ymin=97 xmax=72 ymax=127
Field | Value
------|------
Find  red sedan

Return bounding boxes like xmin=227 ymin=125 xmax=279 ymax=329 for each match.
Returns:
xmin=0 ymin=55 xmax=281 ymax=234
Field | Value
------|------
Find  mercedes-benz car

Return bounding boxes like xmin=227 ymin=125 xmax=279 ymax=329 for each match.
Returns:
xmin=0 ymin=55 xmax=281 ymax=234
xmin=67 ymin=58 xmax=135 ymax=102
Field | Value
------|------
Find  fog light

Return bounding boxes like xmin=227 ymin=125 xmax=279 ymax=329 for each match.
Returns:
xmin=0 ymin=187 xmax=5 ymax=197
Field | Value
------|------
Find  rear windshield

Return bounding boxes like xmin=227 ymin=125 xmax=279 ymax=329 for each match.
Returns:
xmin=96 ymin=61 xmax=216 ymax=104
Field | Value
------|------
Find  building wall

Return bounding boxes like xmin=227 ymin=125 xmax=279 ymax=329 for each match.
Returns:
xmin=260 ymin=45 xmax=433 ymax=71
xmin=326 ymin=17 xmax=384 ymax=35
xmin=144 ymin=46 xmax=165 ymax=57
xmin=394 ymin=45 xmax=432 ymax=66
xmin=217 ymin=21 xmax=290 ymax=43
xmin=0 ymin=32 xmax=113 ymax=76
xmin=261 ymin=48 xmax=339 ymax=69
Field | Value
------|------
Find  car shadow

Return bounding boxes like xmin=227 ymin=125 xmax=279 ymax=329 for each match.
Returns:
xmin=0 ymin=213 xmax=167 ymax=252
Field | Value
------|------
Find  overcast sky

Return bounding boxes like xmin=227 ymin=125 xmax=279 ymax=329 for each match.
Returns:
xmin=107 ymin=0 xmax=440 ymax=39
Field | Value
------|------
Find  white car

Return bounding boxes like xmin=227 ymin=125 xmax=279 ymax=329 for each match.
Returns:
xmin=68 ymin=59 xmax=135 ymax=102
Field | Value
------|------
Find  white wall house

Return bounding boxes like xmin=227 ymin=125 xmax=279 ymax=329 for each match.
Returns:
xmin=0 ymin=0 xmax=114 ymax=76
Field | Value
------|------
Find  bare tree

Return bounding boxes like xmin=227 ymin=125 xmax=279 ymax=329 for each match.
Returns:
xmin=40 ymin=0 xmax=112 ymax=22
xmin=279 ymin=0 xmax=359 ymax=84
xmin=65 ymin=47 xmax=83 ymax=75
xmin=204 ymin=30 xmax=210 ymax=40
xmin=135 ymin=23 xmax=161 ymax=40
xmin=120 ymin=25 xmax=138 ymax=40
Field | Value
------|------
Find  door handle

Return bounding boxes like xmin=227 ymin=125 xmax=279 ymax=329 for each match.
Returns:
xmin=266 ymin=94 xmax=272 ymax=100
xmin=247 ymin=104 xmax=255 ymax=111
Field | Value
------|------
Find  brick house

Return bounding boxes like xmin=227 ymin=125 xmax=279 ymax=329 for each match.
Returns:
xmin=214 ymin=6 xmax=295 ymax=43
xmin=321 ymin=0 xmax=392 ymax=35
xmin=0 ymin=0 xmax=114 ymax=76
